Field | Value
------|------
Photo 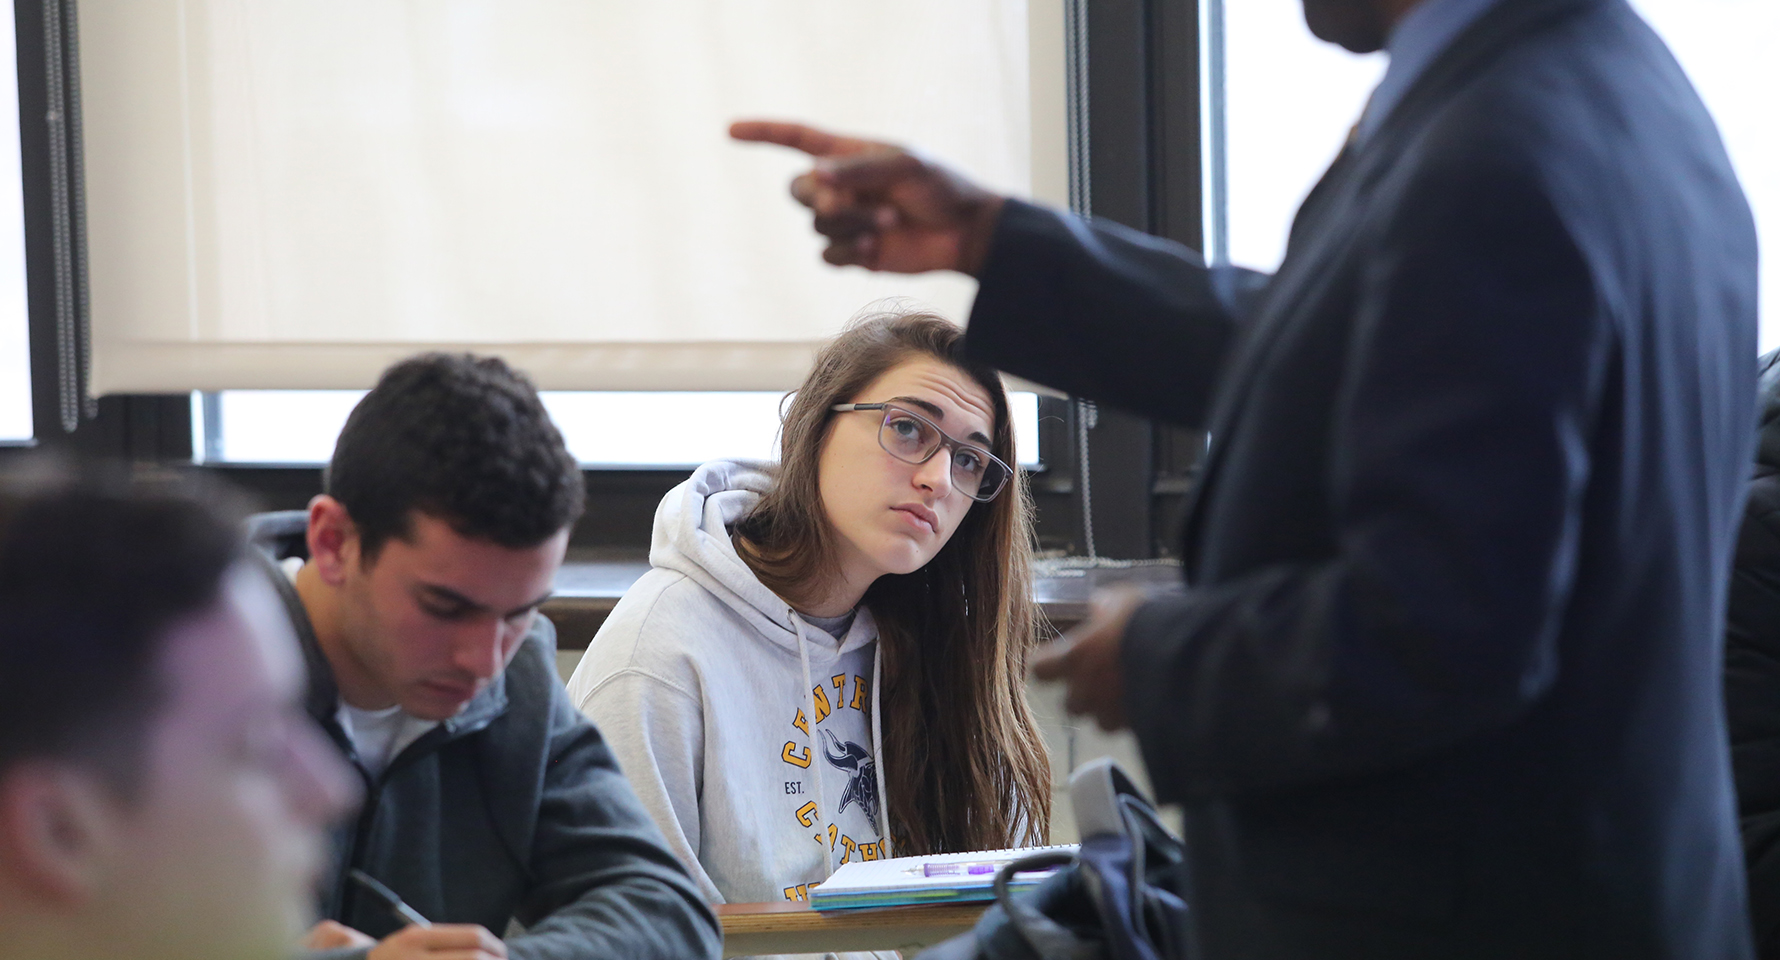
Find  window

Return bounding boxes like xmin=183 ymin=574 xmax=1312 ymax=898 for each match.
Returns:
xmin=194 ymin=390 xmax=1042 ymax=469
xmin=1629 ymin=0 xmax=1780 ymax=350
xmin=0 ymin=0 xmax=31 ymax=442
xmin=1212 ymin=0 xmax=1777 ymax=349
xmin=79 ymin=2 xmax=1045 ymax=395
xmin=1218 ymin=0 xmax=1382 ymax=272
xmin=78 ymin=1 xmax=1060 ymax=476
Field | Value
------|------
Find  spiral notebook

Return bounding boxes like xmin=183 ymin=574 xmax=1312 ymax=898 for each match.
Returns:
xmin=807 ymin=843 xmax=1078 ymax=911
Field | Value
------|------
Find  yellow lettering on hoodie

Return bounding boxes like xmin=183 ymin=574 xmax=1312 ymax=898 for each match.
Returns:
xmin=781 ymin=742 xmax=811 ymax=768
xmin=795 ymin=801 xmax=819 ymax=827
xmin=812 ymin=684 xmax=832 ymax=723
xmin=851 ymin=674 xmax=870 ymax=710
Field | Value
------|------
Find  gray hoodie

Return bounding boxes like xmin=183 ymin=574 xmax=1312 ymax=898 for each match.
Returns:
xmin=567 ymin=460 xmax=894 ymax=909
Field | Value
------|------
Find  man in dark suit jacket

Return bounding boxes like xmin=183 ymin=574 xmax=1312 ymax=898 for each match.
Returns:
xmin=733 ymin=0 xmax=1760 ymax=955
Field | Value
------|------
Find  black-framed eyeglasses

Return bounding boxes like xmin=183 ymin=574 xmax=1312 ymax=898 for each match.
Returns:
xmin=830 ymin=402 xmax=1012 ymax=503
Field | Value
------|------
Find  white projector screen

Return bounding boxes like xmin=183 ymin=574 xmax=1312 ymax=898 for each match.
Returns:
xmin=79 ymin=1 xmax=1052 ymax=393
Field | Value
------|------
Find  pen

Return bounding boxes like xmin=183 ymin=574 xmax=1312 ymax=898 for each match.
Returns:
xmin=348 ymin=869 xmax=433 ymax=929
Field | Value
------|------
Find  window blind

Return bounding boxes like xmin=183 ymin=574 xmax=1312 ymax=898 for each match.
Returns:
xmin=79 ymin=1 xmax=1061 ymax=393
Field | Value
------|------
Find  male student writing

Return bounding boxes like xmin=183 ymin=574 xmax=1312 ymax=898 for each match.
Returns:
xmin=734 ymin=0 xmax=1760 ymax=954
xmin=255 ymin=353 xmax=720 ymax=960
xmin=0 ymin=466 xmax=356 ymax=960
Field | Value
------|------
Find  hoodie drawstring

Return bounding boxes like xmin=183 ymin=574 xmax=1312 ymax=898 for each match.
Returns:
xmin=790 ymin=608 xmax=835 ymax=879
xmin=793 ymin=608 xmax=894 ymax=874
xmin=870 ymin=642 xmax=893 ymax=859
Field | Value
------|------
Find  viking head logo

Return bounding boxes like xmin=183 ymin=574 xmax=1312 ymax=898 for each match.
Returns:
xmin=822 ymin=729 xmax=881 ymax=825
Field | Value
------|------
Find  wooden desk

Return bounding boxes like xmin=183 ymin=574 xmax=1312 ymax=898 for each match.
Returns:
xmin=716 ymin=901 xmax=985 ymax=957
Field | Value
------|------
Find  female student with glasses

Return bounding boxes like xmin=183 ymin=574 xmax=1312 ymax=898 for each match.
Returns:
xmin=566 ymin=309 xmax=1051 ymax=914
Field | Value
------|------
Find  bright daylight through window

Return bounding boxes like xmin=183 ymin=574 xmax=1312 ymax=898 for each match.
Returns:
xmin=194 ymin=390 xmax=1042 ymax=469
xmin=150 ymin=0 xmax=1053 ymax=470
xmin=1218 ymin=0 xmax=1777 ymax=347
xmin=0 ymin=0 xmax=31 ymax=442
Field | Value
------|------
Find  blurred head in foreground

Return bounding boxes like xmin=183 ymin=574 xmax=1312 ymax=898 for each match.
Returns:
xmin=0 ymin=464 xmax=355 ymax=960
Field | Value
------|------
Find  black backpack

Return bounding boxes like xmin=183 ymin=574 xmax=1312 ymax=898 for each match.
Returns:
xmin=917 ymin=759 xmax=1193 ymax=960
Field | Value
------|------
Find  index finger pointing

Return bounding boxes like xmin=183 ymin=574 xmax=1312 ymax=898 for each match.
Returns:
xmin=729 ymin=119 xmax=884 ymax=158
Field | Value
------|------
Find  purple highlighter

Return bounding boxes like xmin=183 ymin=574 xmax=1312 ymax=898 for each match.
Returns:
xmin=923 ymin=860 xmax=1009 ymax=877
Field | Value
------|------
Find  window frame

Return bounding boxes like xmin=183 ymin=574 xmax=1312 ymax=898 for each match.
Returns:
xmin=6 ymin=0 xmax=1210 ymax=559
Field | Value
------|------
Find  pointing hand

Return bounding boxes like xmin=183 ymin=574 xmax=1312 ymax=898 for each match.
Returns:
xmin=730 ymin=120 xmax=1006 ymax=276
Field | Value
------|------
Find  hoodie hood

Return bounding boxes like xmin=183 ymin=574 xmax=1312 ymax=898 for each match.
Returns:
xmin=649 ymin=459 xmax=879 ymax=657
xmin=568 ymin=460 xmax=895 ymax=905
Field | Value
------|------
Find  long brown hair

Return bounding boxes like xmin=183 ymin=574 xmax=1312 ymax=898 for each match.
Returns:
xmin=733 ymin=308 xmax=1052 ymax=854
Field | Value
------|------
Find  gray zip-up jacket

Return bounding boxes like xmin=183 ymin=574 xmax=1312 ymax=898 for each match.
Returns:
xmin=249 ymin=512 xmax=720 ymax=960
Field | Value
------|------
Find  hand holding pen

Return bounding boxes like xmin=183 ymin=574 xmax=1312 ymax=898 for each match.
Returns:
xmin=364 ymin=925 xmax=507 ymax=960
xmin=349 ymin=869 xmax=433 ymax=929
xmin=297 ymin=871 xmax=507 ymax=960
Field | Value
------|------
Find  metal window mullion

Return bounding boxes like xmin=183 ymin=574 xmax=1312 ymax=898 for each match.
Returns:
xmin=1063 ymin=0 xmax=1097 ymax=558
xmin=1202 ymin=0 xmax=1229 ymax=266
xmin=1063 ymin=0 xmax=1091 ymax=220
xmin=42 ymin=0 xmax=89 ymax=432
xmin=63 ymin=0 xmax=92 ymax=419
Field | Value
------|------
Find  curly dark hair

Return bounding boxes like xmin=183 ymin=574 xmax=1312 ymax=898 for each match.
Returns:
xmin=0 ymin=462 xmax=246 ymax=797
xmin=326 ymin=353 xmax=584 ymax=559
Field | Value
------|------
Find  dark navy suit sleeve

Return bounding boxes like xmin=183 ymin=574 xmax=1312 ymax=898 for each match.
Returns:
xmin=1121 ymin=151 xmax=1608 ymax=797
xmin=966 ymin=199 xmax=1264 ymax=429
